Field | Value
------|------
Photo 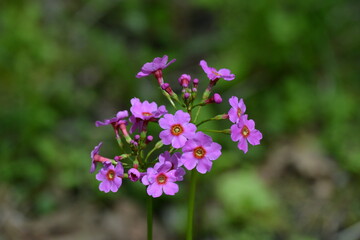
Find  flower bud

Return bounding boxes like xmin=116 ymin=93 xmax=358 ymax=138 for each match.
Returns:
xmin=146 ymin=135 xmax=154 ymax=144
xmin=178 ymin=74 xmax=191 ymax=87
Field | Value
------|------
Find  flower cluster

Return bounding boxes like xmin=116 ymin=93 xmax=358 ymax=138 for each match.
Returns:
xmin=90 ymin=55 xmax=262 ymax=197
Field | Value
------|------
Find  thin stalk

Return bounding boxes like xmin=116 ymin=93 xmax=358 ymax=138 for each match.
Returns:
xmin=186 ymin=170 xmax=198 ymax=240
xmin=147 ymin=195 xmax=153 ymax=240
xmin=194 ymin=106 xmax=202 ymax=123
xmin=200 ymin=129 xmax=230 ymax=134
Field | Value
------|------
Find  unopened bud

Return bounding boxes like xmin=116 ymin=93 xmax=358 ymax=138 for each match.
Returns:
xmin=161 ymin=83 xmax=174 ymax=95
xmin=146 ymin=135 xmax=154 ymax=144
xmin=178 ymin=74 xmax=191 ymax=87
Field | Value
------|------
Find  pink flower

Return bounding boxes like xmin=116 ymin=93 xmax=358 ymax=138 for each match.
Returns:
xmin=200 ymin=60 xmax=235 ymax=81
xmin=142 ymin=161 xmax=180 ymax=198
xmin=90 ymin=142 xmax=111 ymax=173
xmin=228 ymin=96 xmax=246 ymax=123
xmin=181 ymin=132 xmax=222 ymax=174
xmin=95 ymin=110 xmax=128 ymax=127
xmin=159 ymin=110 xmax=197 ymax=148
xmin=158 ymin=151 xmax=185 ymax=181
xmin=130 ymin=98 xmax=167 ymax=133
xmin=128 ymin=168 xmax=141 ymax=182
xmin=230 ymin=115 xmax=262 ymax=153
xmin=96 ymin=164 xmax=124 ymax=193
xmin=136 ymin=55 xmax=176 ymax=78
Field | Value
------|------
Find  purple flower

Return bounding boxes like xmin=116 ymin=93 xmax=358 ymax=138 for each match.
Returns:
xmin=230 ymin=115 xmax=262 ymax=153
xmin=159 ymin=110 xmax=197 ymax=148
xmin=130 ymin=98 xmax=167 ymax=133
xmin=90 ymin=142 xmax=112 ymax=173
xmin=142 ymin=161 xmax=179 ymax=198
xmin=95 ymin=110 xmax=128 ymax=127
xmin=128 ymin=168 xmax=141 ymax=182
xmin=96 ymin=164 xmax=124 ymax=193
xmin=181 ymin=132 xmax=222 ymax=174
xmin=200 ymin=60 xmax=235 ymax=81
xmin=136 ymin=55 xmax=176 ymax=78
xmin=228 ymin=96 xmax=246 ymax=123
xmin=159 ymin=151 xmax=186 ymax=181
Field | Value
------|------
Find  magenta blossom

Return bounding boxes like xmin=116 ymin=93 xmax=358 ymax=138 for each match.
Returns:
xmin=95 ymin=110 xmax=128 ymax=127
xmin=228 ymin=96 xmax=246 ymax=123
xmin=200 ymin=60 xmax=235 ymax=81
xmin=230 ymin=114 xmax=262 ymax=153
xmin=128 ymin=168 xmax=141 ymax=182
xmin=136 ymin=55 xmax=176 ymax=78
xmin=159 ymin=110 xmax=197 ymax=148
xmin=178 ymin=74 xmax=191 ymax=87
xmin=181 ymin=132 xmax=222 ymax=174
xmin=96 ymin=164 xmax=124 ymax=193
xmin=142 ymin=161 xmax=179 ymax=198
xmin=159 ymin=151 xmax=185 ymax=181
xmin=130 ymin=98 xmax=167 ymax=133
xmin=90 ymin=142 xmax=111 ymax=173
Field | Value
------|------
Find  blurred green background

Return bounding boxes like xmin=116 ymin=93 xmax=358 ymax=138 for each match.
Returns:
xmin=0 ymin=0 xmax=359 ymax=239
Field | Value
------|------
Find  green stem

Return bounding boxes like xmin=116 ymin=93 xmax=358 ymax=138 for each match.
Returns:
xmin=200 ymin=129 xmax=230 ymax=134
xmin=194 ymin=106 xmax=202 ymax=123
xmin=147 ymin=194 xmax=153 ymax=240
xmin=186 ymin=170 xmax=198 ymax=240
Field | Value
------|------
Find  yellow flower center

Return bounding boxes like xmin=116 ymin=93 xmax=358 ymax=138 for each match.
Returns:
xmin=156 ymin=173 xmax=167 ymax=184
xmin=107 ymin=170 xmax=115 ymax=180
xmin=241 ymin=125 xmax=250 ymax=137
xmin=142 ymin=112 xmax=152 ymax=116
xmin=171 ymin=124 xmax=184 ymax=136
xmin=237 ymin=107 xmax=242 ymax=117
xmin=193 ymin=146 xmax=206 ymax=159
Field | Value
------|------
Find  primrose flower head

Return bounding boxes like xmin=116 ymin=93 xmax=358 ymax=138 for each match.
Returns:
xmin=96 ymin=163 xmax=124 ymax=193
xmin=142 ymin=161 xmax=180 ymax=198
xmin=159 ymin=110 xmax=197 ymax=148
xmin=228 ymin=96 xmax=246 ymax=123
xmin=230 ymin=114 xmax=262 ymax=153
xmin=200 ymin=60 xmax=235 ymax=81
xmin=181 ymin=132 xmax=222 ymax=174
xmin=130 ymin=98 xmax=167 ymax=133
xmin=136 ymin=55 xmax=176 ymax=79
xmin=95 ymin=110 xmax=128 ymax=127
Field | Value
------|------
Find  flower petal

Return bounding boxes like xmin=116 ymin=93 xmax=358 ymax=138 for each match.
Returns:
xmin=237 ymin=137 xmax=248 ymax=153
xmin=163 ymin=182 xmax=179 ymax=195
xmin=196 ymin=159 xmax=213 ymax=174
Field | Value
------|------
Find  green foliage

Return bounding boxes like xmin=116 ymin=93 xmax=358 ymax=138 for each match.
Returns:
xmin=0 ymin=0 xmax=358 ymax=239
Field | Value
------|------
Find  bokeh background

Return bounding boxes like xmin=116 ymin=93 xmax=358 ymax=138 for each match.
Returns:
xmin=1 ymin=0 xmax=359 ymax=239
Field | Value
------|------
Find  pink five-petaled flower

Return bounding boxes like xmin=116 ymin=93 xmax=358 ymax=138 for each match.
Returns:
xmin=129 ymin=98 xmax=167 ymax=133
xmin=228 ymin=96 xmax=246 ymax=123
xmin=90 ymin=142 xmax=112 ymax=173
xmin=181 ymin=132 xmax=222 ymax=174
xmin=95 ymin=110 xmax=128 ymax=127
xmin=142 ymin=161 xmax=179 ymax=198
xmin=158 ymin=151 xmax=185 ymax=181
xmin=230 ymin=114 xmax=262 ymax=153
xmin=159 ymin=110 xmax=197 ymax=148
xmin=96 ymin=164 xmax=124 ymax=193
xmin=200 ymin=60 xmax=235 ymax=81
xmin=136 ymin=55 xmax=176 ymax=79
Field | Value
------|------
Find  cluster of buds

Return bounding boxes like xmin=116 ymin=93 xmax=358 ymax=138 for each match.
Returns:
xmin=90 ymin=55 xmax=262 ymax=196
